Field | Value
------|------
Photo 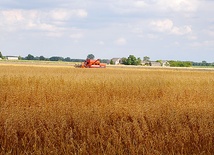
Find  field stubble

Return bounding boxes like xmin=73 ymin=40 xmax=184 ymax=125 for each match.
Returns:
xmin=0 ymin=65 xmax=214 ymax=155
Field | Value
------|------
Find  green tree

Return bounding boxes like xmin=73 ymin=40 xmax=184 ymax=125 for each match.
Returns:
xmin=110 ymin=59 xmax=114 ymax=65
xmin=137 ymin=57 xmax=142 ymax=65
xmin=143 ymin=56 xmax=150 ymax=62
xmin=64 ymin=57 xmax=71 ymax=62
xmin=168 ymin=61 xmax=192 ymax=67
xmin=39 ymin=56 xmax=46 ymax=61
xmin=18 ymin=56 xmax=22 ymax=60
xmin=202 ymin=60 xmax=207 ymax=66
xmin=26 ymin=54 xmax=35 ymax=60
xmin=34 ymin=56 xmax=39 ymax=60
xmin=121 ymin=57 xmax=127 ymax=64
xmin=123 ymin=55 xmax=141 ymax=65
xmin=0 ymin=51 xmax=3 ymax=58
xmin=49 ymin=56 xmax=64 ymax=61
xmin=156 ymin=60 xmax=163 ymax=66
xmin=128 ymin=55 xmax=136 ymax=65
xmin=100 ymin=59 xmax=109 ymax=63
xmin=87 ymin=54 xmax=95 ymax=60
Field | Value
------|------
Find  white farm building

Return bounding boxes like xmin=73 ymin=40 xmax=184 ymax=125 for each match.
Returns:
xmin=6 ymin=56 xmax=19 ymax=60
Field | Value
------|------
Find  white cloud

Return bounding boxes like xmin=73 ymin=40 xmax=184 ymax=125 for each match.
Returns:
xmin=115 ymin=37 xmax=127 ymax=45
xmin=150 ymin=19 xmax=192 ymax=35
xmin=1 ymin=10 xmax=24 ymax=23
xmin=110 ymin=0 xmax=199 ymax=16
xmin=111 ymin=0 xmax=148 ymax=13
xmin=151 ymin=19 xmax=173 ymax=32
xmin=171 ymin=25 xmax=192 ymax=35
xmin=0 ymin=8 xmax=87 ymax=37
xmin=49 ymin=9 xmax=88 ymax=20
xmin=134 ymin=1 xmax=147 ymax=8
xmin=157 ymin=0 xmax=199 ymax=12
xmin=0 ymin=0 xmax=213 ymax=62
xmin=75 ymin=9 xmax=88 ymax=17
xmin=37 ymin=23 xmax=59 ymax=32
xmin=50 ymin=9 xmax=71 ymax=20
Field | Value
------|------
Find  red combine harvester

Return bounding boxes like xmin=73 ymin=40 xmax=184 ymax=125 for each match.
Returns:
xmin=75 ymin=59 xmax=106 ymax=68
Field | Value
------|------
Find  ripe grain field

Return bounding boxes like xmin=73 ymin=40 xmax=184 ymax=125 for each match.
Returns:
xmin=0 ymin=65 xmax=214 ymax=155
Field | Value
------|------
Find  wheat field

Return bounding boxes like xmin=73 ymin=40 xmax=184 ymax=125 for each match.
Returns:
xmin=0 ymin=65 xmax=214 ymax=155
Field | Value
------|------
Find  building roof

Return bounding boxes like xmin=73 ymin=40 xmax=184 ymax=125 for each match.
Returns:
xmin=111 ymin=58 xmax=121 ymax=61
xmin=6 ymin=56 xmax=19 ymax=57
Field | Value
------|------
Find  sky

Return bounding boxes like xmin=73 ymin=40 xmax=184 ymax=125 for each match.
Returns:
xmin=0 ymin=0 xmax=214 ymax=62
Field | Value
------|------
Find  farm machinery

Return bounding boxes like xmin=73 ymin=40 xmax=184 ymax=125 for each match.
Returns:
xmin=75 ymin=59 xmax=106 ymax=68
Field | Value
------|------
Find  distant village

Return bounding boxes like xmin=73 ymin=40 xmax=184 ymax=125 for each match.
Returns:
xmin=0 ymin=52 xmax=214 ymax=67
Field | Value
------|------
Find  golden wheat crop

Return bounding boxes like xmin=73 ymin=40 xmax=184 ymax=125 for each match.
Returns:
xmin=0 ymin=65 xmax=214 ymax=155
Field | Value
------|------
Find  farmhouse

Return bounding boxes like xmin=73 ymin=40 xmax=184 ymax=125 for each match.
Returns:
xmin=141 ymin=61 xmax=162 ymax=66
xmin=151 ymin=61 xmax=162 ymax=66
xmin=6 ymin=56 xmax=19 ymax=60
xmin=141 ymin=61 xmax=150 ymax=66
xmin=162 ymin=60 xmax=170 ymax=66
xmin=110 ymin=58 xmax=122 ymax=65
xmin=142 ymin=60 xmax=170 ymax=67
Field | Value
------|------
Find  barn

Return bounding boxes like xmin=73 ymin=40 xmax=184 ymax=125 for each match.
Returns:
xmin=110 ymin=58 xmax=122 ymax=65
xmin=6 ymin=56 xmax=19 ymax=60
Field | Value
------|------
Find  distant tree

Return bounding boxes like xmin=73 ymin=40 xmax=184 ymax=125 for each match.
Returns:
xmin=34 ymin=56 xmax=40 ymax=60
xmin=39 ymin=56 xmax=46 ymax=61
xmin=0 ymin=51 xmax=3 ymax=58
xmin=110 ymin=59 xmax=114 ymax=65
xmin=121 ymin=57 xmax=127 ymax=64
xmin=126 ymin=58 xmax=132 ymax=65
xmin=156 ymin=60 xmax=163 ymax=66
xmin=123 ymin=55 xmax=141 ymax=65
xmin=73 ymin=59 xmax=85 ymax=62
xmin=100 ymin=59 xmax=109 ymax=63
xmin=49 ymin=56 xmax=64 ymax=61
xmin=87 ymin=54 xmax=95 ymax=60
xmin=202 ymin=60 xmax=207 ymax=66
xmin=136 ymin=57 xmax=142 ymax=65
xmin=192 ymin=61 xmax=213 ymax=67
xmin=64 ymin=57 xmax=71 ymax=62
xmin=26 ymin=54 xmax=35 ymax=60
xmin=143 ymin=56 xmax=150 ymax=62
xmin=18 ymin=56 xmax=22 ymax=60
xmin=168 ymin=61 xmax=192 ymax=67
xmin=129 ymin=55 xmax=136 ymax=65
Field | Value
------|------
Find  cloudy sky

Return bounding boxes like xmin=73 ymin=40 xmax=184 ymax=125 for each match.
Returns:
xmin=0 ymin=0 xmax=214 ymax=62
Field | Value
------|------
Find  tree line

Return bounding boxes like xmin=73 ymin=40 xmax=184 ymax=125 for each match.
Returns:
xmin=21 ymin=54 xmax=109 ymax=63
xmin=1 ymin=51 xmax=213 ymax=67
xmin=192 ymin=61 xmax=214 ymax=67
xmin=168 ymin=60 xmax=214 ymax=67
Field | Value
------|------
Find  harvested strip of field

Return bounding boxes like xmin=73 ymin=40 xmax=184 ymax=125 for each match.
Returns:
xmin=0 ymin=65 xmax=214 ymax=155
xmin=1 ymin=60 xmax=214 ymax=71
